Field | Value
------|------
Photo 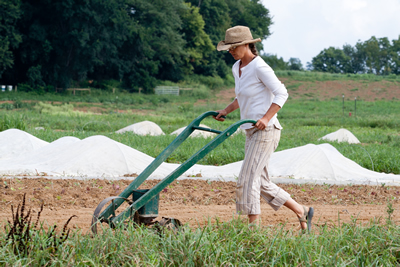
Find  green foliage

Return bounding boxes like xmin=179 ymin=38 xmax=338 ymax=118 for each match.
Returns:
xmin=179 ymin=2 xmax=215 ymax=74
xmin=312 ymin=47 xmax=351 ymax=73
xmin=0 ymin=0 xmax=22 ymax=77
xmin=1 ymin=0 xmax=273 ymax=93
xmin=311 ymin=35 xmax=400 ymax=75
xmin=0 ymin=113 xmax=26 ymax=131
xmin=33 ymin=102 xmax=90 ymax=117
xmin=262 ymin=54 xmax=288 ymax=70
xmin=1 ymin=219 xmax=400 ymax=265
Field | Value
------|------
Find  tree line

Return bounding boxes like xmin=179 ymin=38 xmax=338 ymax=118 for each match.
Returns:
xmin=0 ymin=0 xmax=272 ymax=93
xmin=310 ymin=36 xmax=400 ymax=75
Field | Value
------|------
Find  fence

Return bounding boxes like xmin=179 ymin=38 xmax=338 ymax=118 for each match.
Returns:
xmin=154 ymin=86 xmax=180 ymax=96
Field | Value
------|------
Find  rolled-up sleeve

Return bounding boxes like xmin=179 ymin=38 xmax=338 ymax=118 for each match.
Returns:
xmin=256 ymin=65 xmax=289 ymax=108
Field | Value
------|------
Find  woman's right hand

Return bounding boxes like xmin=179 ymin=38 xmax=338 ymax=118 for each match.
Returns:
xmin=213 ymin=109 xmax=228 ymax=121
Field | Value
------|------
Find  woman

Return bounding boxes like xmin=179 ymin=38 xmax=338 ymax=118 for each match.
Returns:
xmin=214 ymin=26 xmax=314 ymax=231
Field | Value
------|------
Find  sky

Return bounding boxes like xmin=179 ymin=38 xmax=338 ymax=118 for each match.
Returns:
xmin=260 ymin=0 xmax=400 ymax=67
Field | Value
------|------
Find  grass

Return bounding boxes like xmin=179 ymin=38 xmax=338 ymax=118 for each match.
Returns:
xmin=0 ymin=96 xmax=399 ymax=173
xmin=275 ymin=70 xmax=400 ymax=82
xmin=1 ymin=216 xmax=400 ymax=265
xmin=1 ymin=75 xmax=400 ymax=265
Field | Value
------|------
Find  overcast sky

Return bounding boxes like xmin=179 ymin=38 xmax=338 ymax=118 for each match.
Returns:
xmin=260 ymin=0 xmax=400 ymax=67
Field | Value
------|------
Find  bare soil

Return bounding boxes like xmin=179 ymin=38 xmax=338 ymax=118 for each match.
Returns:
xmin=1 ymin=178 xmax=399 ymax=233
xmin=213 ymin=79 xmax=400 ymax=103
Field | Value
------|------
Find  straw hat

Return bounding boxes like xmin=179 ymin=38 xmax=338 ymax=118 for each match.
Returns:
xmin=217 ymin=26 xmax=261 ymax=51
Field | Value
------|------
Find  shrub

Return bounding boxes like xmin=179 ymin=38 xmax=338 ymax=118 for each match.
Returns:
xmin=0 ymin=114 xmax=27 ymax=131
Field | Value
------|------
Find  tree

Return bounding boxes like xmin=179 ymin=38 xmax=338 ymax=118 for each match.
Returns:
xmin=178 ymin=2 xmax=215 ymax=75
xmin=0 ymin=0 xmax=22 ymax=79
xmin=3 ymin=0 xmax=135 ymax=88
xmin=119 ymin=0 xmax=189 ymax=91
xmin=360 ymin=36 xmax=391 ymax=75
xmin=311 ymin=47 xmax=351 ymax=73
xmin=342 ymin=43 xmax=365 ymax=74
xmin=261 ymin=54 xmax=287 ymax=70
xmin=287 ymin=57 xmax=303 ymax=71
xmin=186 ymin=0 xmax=273 ymax=76
xmin=390 ymin=36 xmax=400 ymax=75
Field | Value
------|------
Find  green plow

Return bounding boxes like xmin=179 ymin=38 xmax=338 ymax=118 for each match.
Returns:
xmin=91 ymin=111 xmax=256 ymax=233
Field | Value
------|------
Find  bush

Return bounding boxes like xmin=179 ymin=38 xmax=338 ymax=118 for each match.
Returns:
xmin=0 ymin=114 xmax=27 ymax=131
xmin=33 ymin=102 xmax=90 ymax=116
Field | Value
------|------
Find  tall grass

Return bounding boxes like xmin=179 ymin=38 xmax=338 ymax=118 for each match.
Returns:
xmin=1 ymin=217 xmax=399 ymax=265
xmin=0 ymin=114 xmax=27 ymax=131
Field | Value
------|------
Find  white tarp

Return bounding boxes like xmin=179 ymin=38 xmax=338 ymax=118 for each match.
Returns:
xmin=116 ymin=121 xmax=165 ymax=136
xmin=0 ymin=129 xmax=48 ymax=160
xmin=170 ymin=124 xmax=216 ymax=138
xmin=319 ymin=128 xmax=360 ymax=144
xmin=0 ymin=130 xmax=399 ymax=184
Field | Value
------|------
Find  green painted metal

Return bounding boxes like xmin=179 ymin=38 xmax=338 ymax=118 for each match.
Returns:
xmin=96 ymin=111 xmax=256 ymax=227
xmin=132 ymin=189 xmax=159 ymax=217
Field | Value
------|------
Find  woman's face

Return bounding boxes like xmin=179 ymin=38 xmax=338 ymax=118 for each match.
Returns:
xmin=228 ymin=44 xmax=248 ymax=60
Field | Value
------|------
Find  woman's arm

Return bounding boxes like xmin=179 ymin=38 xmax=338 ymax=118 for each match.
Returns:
xmin=255 ymin=103 xmax=281 ymax=130
xmin=213 ymin=98 xmax=239 ymax=121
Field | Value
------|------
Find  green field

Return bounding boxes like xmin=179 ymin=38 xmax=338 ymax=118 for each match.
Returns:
xmin=1 ymin=73 xmax=400 ymax=265
xmin=1 ymin=216 xmax=400 ymax=266
xmin=1 ymin=79 xmax=399 ymax=174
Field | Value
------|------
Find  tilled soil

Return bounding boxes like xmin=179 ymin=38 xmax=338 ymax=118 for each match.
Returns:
xmin=1 ymin=178 xmax=399 ymax=233
xmin=213 ymin=79 xmax=400 ymax=103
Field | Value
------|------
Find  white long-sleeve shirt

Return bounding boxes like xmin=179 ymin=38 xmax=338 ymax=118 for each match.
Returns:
xmin=233 ymin=56 xmax=289 ymax=129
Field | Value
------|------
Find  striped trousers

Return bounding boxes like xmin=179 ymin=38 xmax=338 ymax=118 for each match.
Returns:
xmin=236 ymin=126 xmax=291 ymax=215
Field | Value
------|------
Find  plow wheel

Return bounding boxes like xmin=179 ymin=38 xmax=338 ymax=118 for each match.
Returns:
xmin=154 ymin=217 xmax=182 ymax=235
xmin=91 ymin=196 xmax=133 ymax=234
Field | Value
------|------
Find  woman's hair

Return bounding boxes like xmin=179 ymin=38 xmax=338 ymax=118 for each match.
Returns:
xmin=249 ymin=43 xmax=258 ymax=56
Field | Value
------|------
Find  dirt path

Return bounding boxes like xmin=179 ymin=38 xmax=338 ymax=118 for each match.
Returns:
xmin=1 ymin=178 xmax=399 ymax=232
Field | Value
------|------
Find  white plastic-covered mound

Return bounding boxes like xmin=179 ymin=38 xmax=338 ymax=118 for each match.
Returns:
xmin=0 ymin=135 xmax=175 ymax=177
xmin=319 ymin=128 xmax=360 ymax=144
xmin=268 ymin=143 xmax=398 ymax=182
xmin=0 ymin=129 xmax=49 ymax=160
xmin=170 ymin=124 xmax=216 ymax=138
xmin=116 ymin=121 xmax=165 ymax=136
xmin=0 ymin=130 xmax=399 ymax=184
xmin=185 ymin=143 xmax=400 ymax=184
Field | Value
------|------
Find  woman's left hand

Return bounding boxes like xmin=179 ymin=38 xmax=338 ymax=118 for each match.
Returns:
xmin=255 ymin=118 xmax=269 ymax=130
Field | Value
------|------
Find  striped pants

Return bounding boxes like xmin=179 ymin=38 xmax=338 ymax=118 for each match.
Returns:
xmin=236 ymin=126 xmax=291 ymax=215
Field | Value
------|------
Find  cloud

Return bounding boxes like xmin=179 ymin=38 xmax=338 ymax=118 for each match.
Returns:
xmin=261 ymin=0 xmax=400 ymax=66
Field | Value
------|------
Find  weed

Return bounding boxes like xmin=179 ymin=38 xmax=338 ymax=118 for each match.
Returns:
xmin=386 ymin=200 xmax=395 ymax=224
xmin=3 ymin=194 xmax=76 ymax=256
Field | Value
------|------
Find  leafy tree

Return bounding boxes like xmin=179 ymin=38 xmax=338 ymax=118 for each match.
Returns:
xmin=4 ymin=0 xmax=134 ymax=89
xmin=287 ymin=57 xmax=303 ymax=71
xmin=187 ymin=0 xmax=272 ymax=76
xmin=342 ymin=43 xmax=365 ymax=74
xmin=118 ymin=0 xmax=189 ymax=91
xmin=186 ymin=0 xmax=231 ymax=77
xmin=178 ymin=2 xmax=215 ymax=75
xmin=261 ymin=54 xmax=287 ymax=70
xmin=311 ymin=47 xmax=351 ymax=73
xmin=360 ymin=36 xmax=391 ymax=75
xmin=312 ymin=36 xmax=400 ymax=75
xmin=2 ymin=0 xmax=274 ymax=92
xmin=391 ymin=36 xmax=400 ymax=75
xmin=0 ymin=0 xmax=22 ymax=78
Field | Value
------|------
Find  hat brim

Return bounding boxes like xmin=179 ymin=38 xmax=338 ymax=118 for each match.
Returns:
xmin=217 ymin=38 xmax=261 ymax=51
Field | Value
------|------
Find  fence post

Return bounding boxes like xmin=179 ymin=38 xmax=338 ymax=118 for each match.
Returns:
xmin=354 ymin=97 xmax=357 ymax=117
xmin=342 ymin=94 xmax=344 ymax=116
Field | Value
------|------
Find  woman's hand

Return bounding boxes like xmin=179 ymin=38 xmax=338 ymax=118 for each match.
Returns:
xmin=255 ymin=117 xmax=269 ymax=130
xmin=213 ymin=109 xmax=228 ymax=121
